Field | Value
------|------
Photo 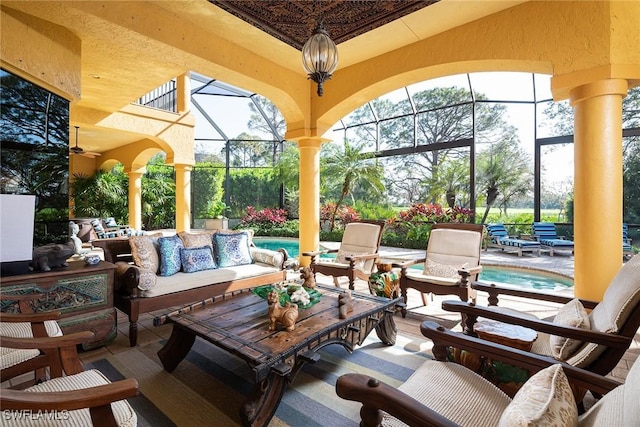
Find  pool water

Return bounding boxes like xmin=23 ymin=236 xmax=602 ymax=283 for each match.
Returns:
xmin=253 ymin=238 xmax=573 ymax=290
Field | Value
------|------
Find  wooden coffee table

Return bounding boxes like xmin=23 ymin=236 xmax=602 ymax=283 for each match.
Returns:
xmin=155 ymin=284 xmax=401 ymax=427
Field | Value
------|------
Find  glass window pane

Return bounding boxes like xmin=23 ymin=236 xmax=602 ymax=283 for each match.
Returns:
xmin=538 ymin=99 xmax=573 ymax=138
xmin=623 ymin=86 xmax=640 ymax=128
xmin=342 ymin=103 xmax=375 ymax=126
xmin=541 ymin=143 xmax=574 ymax=220
xmin=345 ymin=124 xmax=377 ymax=153
xmin=417 ymin=104 xmax=473 ymax=145
xmin=379 ymin=116 xmax=413 ymax=151
xmin=534 ymin=74 xmax=553 ymax=101
xmin=371 ymin=88 xmax=412 ymax=120
xmin=470 ymin=72 xmax=534 ymax=102
xmin=408 ymin=75 xmax=472 ymax=111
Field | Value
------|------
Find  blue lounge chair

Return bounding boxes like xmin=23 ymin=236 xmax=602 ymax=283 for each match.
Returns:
xmin=484 ymin=223 xmax=541 ymax=257
xmin=532 ymin=222 xmax=574 ymax=256
xmin=623 ymin=223 xmax=633 ymax=258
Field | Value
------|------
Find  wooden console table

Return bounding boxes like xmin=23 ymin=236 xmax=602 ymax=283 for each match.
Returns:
xmin=0 ymin=261 xmax=117 ymax=350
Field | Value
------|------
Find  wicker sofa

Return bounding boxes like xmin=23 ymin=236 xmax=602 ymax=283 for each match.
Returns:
xmin=94 ymin=230 xmax=287 ymax=346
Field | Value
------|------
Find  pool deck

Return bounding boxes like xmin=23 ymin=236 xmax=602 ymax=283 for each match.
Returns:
xmin=323 ymin=241 xmax=576 ymax=278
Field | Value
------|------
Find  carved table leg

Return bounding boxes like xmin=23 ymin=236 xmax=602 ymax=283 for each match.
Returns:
xmin=240 ymin=369 xmax=288 ymax=427
xmin=157 ymin=324 xmax=196 ymax=372
xmin=374 ymin=310 xmax=397 ymax=346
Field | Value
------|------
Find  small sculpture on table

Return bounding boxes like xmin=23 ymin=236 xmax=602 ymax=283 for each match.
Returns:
xmin=69 ymin=221 xmax=90 ymax=256
xmin=299 ymin=266 xmax=316 ymax=289
xmin=267 ymin=290 xmax=299 ymax=331
xmin=30 ymin=242 xmax=75 ymax=272
xmin=338 ymin=290 xmax=354 ymax=319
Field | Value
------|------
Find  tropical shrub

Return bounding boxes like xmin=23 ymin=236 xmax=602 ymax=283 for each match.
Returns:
xmin=239 ymin=206 xmax=289 ymax=235
xmin=319 ymin=203 xmax=360 ymax=230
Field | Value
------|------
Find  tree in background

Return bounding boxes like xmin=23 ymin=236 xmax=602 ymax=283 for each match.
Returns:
xmin=477 ymin=137 xmax=532 ymax=223
xmin=321 ymin=140 xmax=384 ymax=231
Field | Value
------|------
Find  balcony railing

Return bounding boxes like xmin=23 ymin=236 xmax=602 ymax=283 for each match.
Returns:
xmin=136 ymin=79 xmax=177 ymax=112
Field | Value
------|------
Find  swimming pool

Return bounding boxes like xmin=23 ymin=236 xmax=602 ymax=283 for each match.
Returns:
xmin=252 ymin=237 xmax=573 ymax=290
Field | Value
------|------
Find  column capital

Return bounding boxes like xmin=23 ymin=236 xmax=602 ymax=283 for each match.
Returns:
xmin=569 ymin=78 xmax=630 ymax=106
xmin=123 ymin=166 xmax=146 ymax=175
xmin=173 ymin=164 xmax=193 ymax=172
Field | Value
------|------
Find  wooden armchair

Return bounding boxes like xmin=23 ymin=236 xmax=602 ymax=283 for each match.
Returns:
xmin=337 ymin=320 xmax=635 ymax=427
xmin=0 ymin=332 xmax=138 ymax=426
xmin=303 ymin=220 xmax=386 ymax=290
xmin=425 ymin=253 xmax=640 ymax=381
xmin=1 ymin=293 xmax=63 ymax=384
xmin=394 ymin=223 xmax=483 ymax=317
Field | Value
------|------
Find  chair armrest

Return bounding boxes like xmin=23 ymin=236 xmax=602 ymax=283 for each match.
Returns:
xmin=336 ymin=373 xmax=460 ymax=427
xmin=420 ymin=321 xmax=621 ymax=396
xmin=302 ymin=249 xmax=334 ymax=257
xmin=0 ymin=378 xmax=139 ymax=412
xmin=471 ymin=281 xmax=598 ymax=309
xmin=0 ymin=310 xmax=62 ymax=323
xmin=459 ymin=266 xmax=482 ymax=276
xmin=344 ymin=253 xmax=379 ymax=262
xmin=114 ymin=262 xmax=141 ymax=294
xmin=392 ymin=258 xmax=426 ymax=270
xmin=0 ymin=331 xmax=96 ymax=350
xmin=440 ymin=300 xmax=630 ymax=348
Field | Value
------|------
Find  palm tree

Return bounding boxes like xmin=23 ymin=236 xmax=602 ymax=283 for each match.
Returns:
xmin=477 ymin=137 xmax=532 ymax=223
xmin=321 ymin=140 xmax=385 ymax=230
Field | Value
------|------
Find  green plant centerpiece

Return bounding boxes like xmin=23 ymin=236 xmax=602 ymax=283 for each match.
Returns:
xmin=253 ymin=280 xmax=322 ymax=310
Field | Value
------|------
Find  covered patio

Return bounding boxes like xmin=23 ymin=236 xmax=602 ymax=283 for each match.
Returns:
xmin=2 ymin=1 xmax=639 ymax=302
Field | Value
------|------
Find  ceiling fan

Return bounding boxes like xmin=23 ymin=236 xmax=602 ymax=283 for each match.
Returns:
xmin=70 ymin=126 xmax=101 ymax=158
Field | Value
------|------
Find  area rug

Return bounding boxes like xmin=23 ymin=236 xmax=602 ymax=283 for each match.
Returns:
xmin=86 ymin=330 xmax=434 ymax=426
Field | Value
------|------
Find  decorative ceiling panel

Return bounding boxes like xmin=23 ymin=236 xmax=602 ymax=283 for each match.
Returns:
xmin=209 ymin=0 xmax=439 ymax=50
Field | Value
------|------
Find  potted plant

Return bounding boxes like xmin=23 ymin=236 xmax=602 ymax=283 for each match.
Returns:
xmin=204 ymin=200 xmax=228 ymax=230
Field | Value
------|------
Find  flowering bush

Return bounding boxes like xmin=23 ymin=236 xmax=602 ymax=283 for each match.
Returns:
xmin=320 ymin=203 xmax=361 ymax=229
xmin=241 ymin=206 xmax=288 ymax=227
xmin=383 ymin=203 xmax=473 ymax=249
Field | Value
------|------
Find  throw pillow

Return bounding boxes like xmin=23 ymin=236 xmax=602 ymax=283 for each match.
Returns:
xmin=178 ymin=231 xmax=214 ymax=249
xmin=158 ymin=235 xmax=184 ymax=276
xmin=499 ymin=364 xmax=578 ymax=427
xmin=214 ymin=231 xmax=253 ymax=267
xmin=129 ymin=233 xmax=163 ymax=273
xmin=424 ymin=258 xmax=467 ymax=278
xmin=137 ymin=268 xmax=158 ymax=291
xmin=181 ymin=246 xmax=217 ymax=273
xmin=549 ymin=298 xmax=591 ymax=360
xmin=91 ymin=218 xmax=105 ymax=233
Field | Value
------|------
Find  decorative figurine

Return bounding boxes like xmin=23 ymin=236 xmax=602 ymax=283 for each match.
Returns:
xmin=290 ymin=287 xmax=310 ymax=306
xmin=300 ymin=266 xmax=316 ymax=289
xmin=267 ymin=290 xmax=299 ymax=331
xmin=338 ymin=290 xmax=354 ymax=319
xmin=30 ymin=242 xmax=75 ymax=272
xmin=69 ymin=221 xmax=90 ymax=256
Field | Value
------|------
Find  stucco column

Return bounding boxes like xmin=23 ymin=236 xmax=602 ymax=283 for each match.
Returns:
xmin=569 ymin=79 xmax=628 ymax=301
xmin=297 ymin=138 xmax=322 ymax=267
xmin=176 ymin=72 xmax=190 ymax=113
xmin=174 ymin=164 xmax=192 ymax=233
xmin=126 ymin=169 xmax=145 ymax=231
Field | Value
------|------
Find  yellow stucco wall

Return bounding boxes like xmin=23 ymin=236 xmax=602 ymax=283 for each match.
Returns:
xmin=1 ymin=7 xmax=81 ymax=101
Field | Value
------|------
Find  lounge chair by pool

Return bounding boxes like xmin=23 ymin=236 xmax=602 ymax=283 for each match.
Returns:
xmin=485 ymin=223 xmax=541 ymax=257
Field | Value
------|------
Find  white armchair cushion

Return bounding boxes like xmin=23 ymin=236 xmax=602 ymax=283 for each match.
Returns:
xmin=498 ymin=364 xmax=578 ymax=427
xmin=4 ymin=369 xmax=137 ymax=427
